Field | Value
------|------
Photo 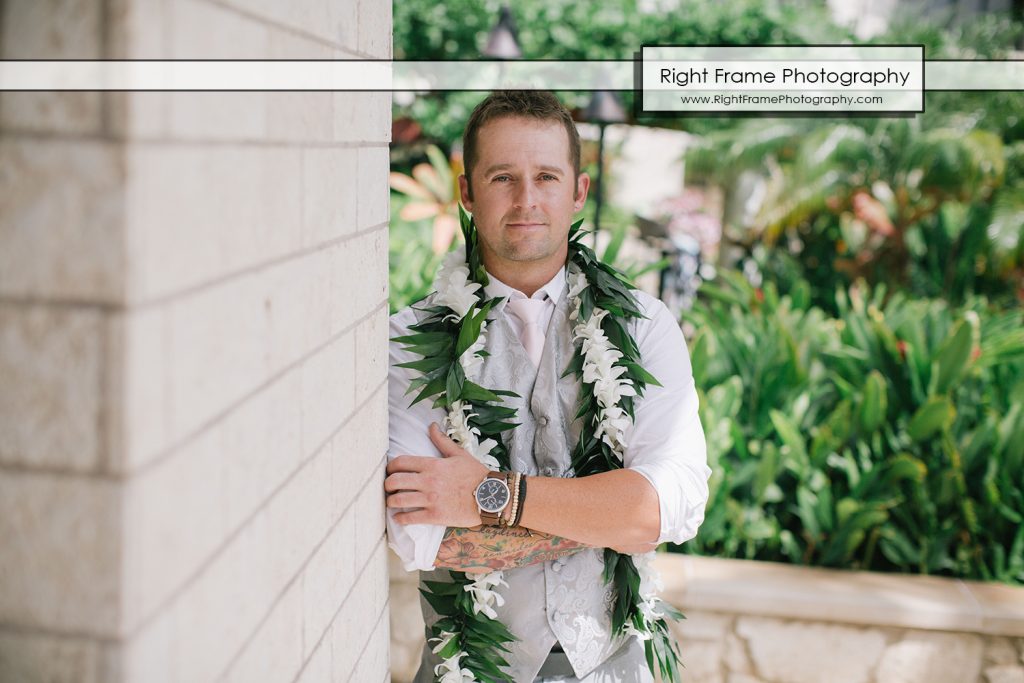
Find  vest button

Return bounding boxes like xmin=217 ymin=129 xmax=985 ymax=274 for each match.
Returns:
xmin=538 ymin=415 xmax=550 ymax=426
xmin=541 ymin=466 xmax=557 ymax=477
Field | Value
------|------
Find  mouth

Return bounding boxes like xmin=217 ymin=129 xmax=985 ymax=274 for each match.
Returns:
xmin=506 ymin=222 xmax=546 ymax=230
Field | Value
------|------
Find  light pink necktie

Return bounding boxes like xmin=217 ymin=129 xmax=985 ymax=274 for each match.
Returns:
xmin=506 ymin=298 xmax=548 ymax=368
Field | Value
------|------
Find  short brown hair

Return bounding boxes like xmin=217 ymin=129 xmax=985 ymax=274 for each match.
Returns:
xmin=462 ymin=91 xmax=581 ymax=200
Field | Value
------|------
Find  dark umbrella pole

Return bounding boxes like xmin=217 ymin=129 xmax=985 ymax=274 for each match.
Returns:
xmin=592 ymin=123 xmax=607 ymax=250
xmin=581 ymin=90 xmax=627 ymax=252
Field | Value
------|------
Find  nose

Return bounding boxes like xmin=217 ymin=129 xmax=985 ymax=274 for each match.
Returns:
xmin=512 ymin=178 xmax=538 ymax=209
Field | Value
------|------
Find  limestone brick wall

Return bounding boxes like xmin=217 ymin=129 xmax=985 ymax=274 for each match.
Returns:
xmin=0 ymin=1 xmax=392 ymax=681
xmin=389 ymin=555 xmax=1024 ymax=683
xmin=675 ymin=612 xmax=1024 ymax=683
xmin=664 ymin=555 xmax=1024 ymax=683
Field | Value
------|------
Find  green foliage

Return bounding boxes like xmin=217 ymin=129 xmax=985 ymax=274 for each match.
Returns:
xmin=877 ymin=9 xmax=1024 ymax=60
xmin=394 ymin=0 xmax=847 ymax=145
xmin=681 ymin=11 xmax=1024 ymax=310
xmin=389 ymin=195 xmax=446 ymax=313
xmin=420 ymin=574 xmax=517 ymax=682
xmin=395 ymin=0 xmax=842 ymax=62
xmin=678 ymin=272 xmax=1024 ymax=584
xmin=689 ymin=110 xmax=1024 ymax=311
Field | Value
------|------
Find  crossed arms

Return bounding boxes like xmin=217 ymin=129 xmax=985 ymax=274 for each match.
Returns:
xmin=385 ymin=423 xmax=661 ymax=572
xmin=384 ymin=296 xmax=710 ymax=573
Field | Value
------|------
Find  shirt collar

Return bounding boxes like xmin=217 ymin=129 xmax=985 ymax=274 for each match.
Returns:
xmin=483 ymin=265 xmax=567 ymax=312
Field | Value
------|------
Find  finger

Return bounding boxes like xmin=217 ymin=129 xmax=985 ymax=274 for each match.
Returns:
xmin=384 ymin=472 xmax=423 ymax=493
xmin=385 ymin=491 xmax=431 ymax=509
xmin=386 ymin=455 xmax=432 ymax=474
xmin=428 ymin=422 xmax=464 ymax=458
xmin=393 ymin=509 xmax=435 ymax=526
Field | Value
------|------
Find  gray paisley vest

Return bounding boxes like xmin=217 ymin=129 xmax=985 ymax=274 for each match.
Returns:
xmin=412 ymin=289 xmax=649 ymax=682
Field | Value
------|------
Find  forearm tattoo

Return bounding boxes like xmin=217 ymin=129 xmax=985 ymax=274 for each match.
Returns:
xmin=434 ymin=526 xmax=589 ymax=572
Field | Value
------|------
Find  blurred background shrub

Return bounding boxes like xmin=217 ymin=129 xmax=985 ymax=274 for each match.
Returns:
xmin=679 ymin=273 xmax=1024 ymax=583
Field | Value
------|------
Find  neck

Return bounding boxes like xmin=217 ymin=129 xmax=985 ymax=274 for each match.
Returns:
xmin=483 ymin=256 xmax=566 ymax=298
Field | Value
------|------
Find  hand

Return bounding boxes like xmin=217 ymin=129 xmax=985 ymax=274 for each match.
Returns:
xmin=385 ymin=422 xmax=489 ymax=527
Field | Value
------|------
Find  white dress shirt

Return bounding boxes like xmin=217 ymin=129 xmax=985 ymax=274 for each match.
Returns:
xmin=386 ymin=267 xmax=710 ymax=571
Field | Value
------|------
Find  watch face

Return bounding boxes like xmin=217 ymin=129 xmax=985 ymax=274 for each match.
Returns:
xmin=476 ymin=478 xmax=510 ymax=513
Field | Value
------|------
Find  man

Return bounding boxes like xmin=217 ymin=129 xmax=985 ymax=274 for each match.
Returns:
xmin=385 ymin=91 xmax=710 ymax=683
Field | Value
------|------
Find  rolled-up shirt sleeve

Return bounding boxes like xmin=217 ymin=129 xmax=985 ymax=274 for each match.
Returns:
xmin=624 ymin=293 xmax=711 ymax=545
xmin=386 ymin=307 xmax=448 ymax=572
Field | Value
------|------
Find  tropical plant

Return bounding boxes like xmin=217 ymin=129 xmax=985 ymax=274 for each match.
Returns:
xmin=679 ymin=271 xmax=1024 ymax=584
xmin=390 ymin=145 xmax=463 ymax=256
xmin=680 ymin=8 xmax=1024 ymax=309
xmin=685 ymin=110 xmax=1024 ymax=310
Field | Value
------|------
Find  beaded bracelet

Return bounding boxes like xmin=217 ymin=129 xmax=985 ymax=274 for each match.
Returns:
xmin=503 ymin=471 xmax=521 ymax=528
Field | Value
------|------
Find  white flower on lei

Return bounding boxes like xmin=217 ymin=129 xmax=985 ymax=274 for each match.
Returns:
xmin=434 ymin=247 xmax=482 ymax=322
xmin=591 ymin=371 xmax=636 ymax=408
xmin=598 ymin=412 xmax=633 ymax=452
xmin=638 ymin=595 xmax=666 ymax=624
xmin=464 ymin=571 xmax=508 ymax=620
xmin=566 ymin=269 xmax=589 ymax=320
xmin=429 ymin=630 xmax=459 ymax=655
xmin=576 ymin=308 xmax=611 ymax=347
xmin=581 ymin=345 xmax=622 ymax=383
xmin=624 ymin=551 xmax=667 ymax=639
xmin=570 ymin=298 xmax=638 ymax=457
xmin=633 ymin=551 xmax=665 ymax=595
xmin=433 ymin=652 xmax=475 ymax=683
xmin=622 ymin=621 xmax=653 ymax=642
xmin=445 ymin=401 xmax=500 ymax=470
xmin=458 ymin=320 xmax=488 ymax=381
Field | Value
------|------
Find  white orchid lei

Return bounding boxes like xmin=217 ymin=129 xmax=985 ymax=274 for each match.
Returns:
xmin=394 ymin=208 xmax=684 ymax=682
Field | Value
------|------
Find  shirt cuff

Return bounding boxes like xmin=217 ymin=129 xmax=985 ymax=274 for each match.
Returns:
xmin=629 ymin=460 xmax=705 ymax=546
xmin=386 ymin=508 xmax=447 ymax=572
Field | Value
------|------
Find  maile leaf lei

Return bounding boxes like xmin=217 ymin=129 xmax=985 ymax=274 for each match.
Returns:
xmin=393 ymin=207 xmax=685 ymax=682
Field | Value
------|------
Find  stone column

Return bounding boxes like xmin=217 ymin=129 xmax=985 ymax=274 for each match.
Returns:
xmin=0 ymin=1 xmax=392 ymax=681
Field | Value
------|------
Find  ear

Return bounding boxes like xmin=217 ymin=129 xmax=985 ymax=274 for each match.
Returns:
xmin=458 ymin=174 xmax=473 ymax=212
xmin=573 ymin=172 xmax=591 ymax=212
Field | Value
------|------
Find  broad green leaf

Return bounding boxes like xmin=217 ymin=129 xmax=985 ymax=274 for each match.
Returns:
xmin=929 ymin=316 xmax=977 ymax=395
xmin=907 ymin=396 xmax=956 ymax=442
xmin=770 ymin=409 xmax=808 ymax=465
xmin=420 ymin=588 xmax=456 ymax=616
xmin=859 ymin=370 xmax=888 ymax=433
xmin=881 ymin=453 xmax=927 ymax=486
xmin=445 ymin=364 xmax=465 ymax=402
xmin=796 ymin=488 xmax=821 ymax=539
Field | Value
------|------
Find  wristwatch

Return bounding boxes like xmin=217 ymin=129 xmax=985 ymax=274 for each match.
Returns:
xmin=474 ymin=472 xmax=511 ymax=526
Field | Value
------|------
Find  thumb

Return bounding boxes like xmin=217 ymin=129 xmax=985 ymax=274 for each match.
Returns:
xmin=429 ymin=422 xmax=465 ymax=458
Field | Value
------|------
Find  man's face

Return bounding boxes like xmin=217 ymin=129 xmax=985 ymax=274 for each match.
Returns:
xmin=459 ymin=116 xmax=590 ymax=277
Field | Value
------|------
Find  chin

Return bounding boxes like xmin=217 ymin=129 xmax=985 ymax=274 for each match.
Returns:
xmin=503 ymin=246 xmax=560 ymax=263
